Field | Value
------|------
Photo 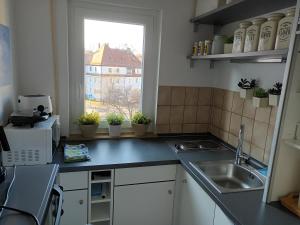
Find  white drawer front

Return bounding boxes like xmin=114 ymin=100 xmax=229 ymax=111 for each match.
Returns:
xmin=59 ymin=171 xmax=88 ymax=191
xmin=115 ymin=165 xmax=176 ymax=186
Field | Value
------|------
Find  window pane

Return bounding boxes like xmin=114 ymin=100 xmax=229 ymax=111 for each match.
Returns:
xmin=84 ymin=19 xmax=144 ymax=121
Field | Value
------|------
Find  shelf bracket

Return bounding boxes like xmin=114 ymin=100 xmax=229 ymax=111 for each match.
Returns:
xmin=209 ymin=60 xmax=215 ymax=69
xmin=193 ymin=23 xmax=198 ymax=32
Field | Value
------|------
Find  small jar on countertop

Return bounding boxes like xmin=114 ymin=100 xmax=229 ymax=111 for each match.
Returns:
xmin=244 ymin=18 xmax=267 ymax=52
xmin=258 ymin=13 xmax=284 ymax=51
xmin=232 ymin=21 xmax=252 ymax=53
xmin=275 ymin=8 xmax=296 ymax=50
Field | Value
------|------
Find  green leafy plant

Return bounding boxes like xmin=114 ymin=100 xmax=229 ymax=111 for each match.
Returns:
xmin=253 ymin=88 xmax=268 ymax=98
xmin=238 ymin=78 xmax=257 ymax=89
xmin=78 ymin=112 xmax=100 ymax=125
xmin=106 ymin=113 xmax=125 ymax=126
xmin=268 ymin=82 xmax=282 ymax=95
xmin=131 ymin=112 xmax=151 ymax=125
xmin=224 ymin=36 xmax=234 ymax=44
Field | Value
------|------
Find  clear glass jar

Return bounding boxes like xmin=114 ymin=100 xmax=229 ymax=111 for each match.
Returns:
xmin=258 ymin=13 xmax=284 ymax=51
xmin=244 ymin=18 xmax=266 ymax=52
xmin=204 ymin=40 xmax=212 ymax=56
xmin=232 ymin=21 xmax=252 ymax=53
xmin=212 ymin=35 xmax=225 ymax=54
xmin=275 ymin=8 xmax=296 ymax=50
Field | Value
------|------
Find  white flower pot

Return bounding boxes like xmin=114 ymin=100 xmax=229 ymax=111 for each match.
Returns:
xmin=132 ymin=124 xmax=149 ymax=136
xmin=79 ymin=124 xmax=98 ymax=138
xmin=269 ymin=94 xmax=280 ymax=106
xmin=253 ymin=97 xmax=269 ymax=108
xmin=240 ymin=88 xmax=254 ymax=99
xmin=108 ymin=125 xmax=122 ymax=137
xmin=224 ymin=43 xmax=233 ymax=54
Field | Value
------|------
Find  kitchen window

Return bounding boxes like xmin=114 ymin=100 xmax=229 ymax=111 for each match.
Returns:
xmin=69 ymin=2 xmax=161 ymax=132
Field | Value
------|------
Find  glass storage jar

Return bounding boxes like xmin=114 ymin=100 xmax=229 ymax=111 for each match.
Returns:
xmin=232 ymin=21 xmax=252 ymax=53
xmin=244 ymin=18 xmax=266 ymax=52
xmin=258 ymin=13 xmax=284 ymax=51
xmin=204 ymin=40 xmax=212 ymax=56
xmin=275 ymin=8 xmax=296 ymax=50
xmin=212 ymin=35 xmax=225 ymax=54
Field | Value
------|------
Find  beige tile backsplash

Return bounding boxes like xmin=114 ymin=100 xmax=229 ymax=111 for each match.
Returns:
xmin=156 ymin=86 xmax=277 ymax=164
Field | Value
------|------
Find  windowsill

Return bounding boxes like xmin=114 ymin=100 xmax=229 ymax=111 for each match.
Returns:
xmin=66 ymin=132 xmax=158 ymax=141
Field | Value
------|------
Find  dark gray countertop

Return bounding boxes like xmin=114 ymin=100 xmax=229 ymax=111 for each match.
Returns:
xmin=0 ymin=164 xmax=59 ymax=225
xmin=52 ymin=136 xmax=300 ymax=225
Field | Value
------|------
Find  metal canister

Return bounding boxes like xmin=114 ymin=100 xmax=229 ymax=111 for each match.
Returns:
xmin=204 ymin=40 xmax=212 ymax=56
xmin=192 ymin=42 xmax=198 ymax=56
xmin=197 ymin=41 xmax=205 ymax=56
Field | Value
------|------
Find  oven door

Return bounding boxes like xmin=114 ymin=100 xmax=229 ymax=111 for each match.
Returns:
xmin=44 ymin=185 xmax=64 ymax=225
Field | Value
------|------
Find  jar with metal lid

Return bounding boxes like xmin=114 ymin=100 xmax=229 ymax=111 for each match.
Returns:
xmin=204 ymin=40 xmax=212 ymax=56
xmin=212 ymin=35 xmax=225 ymax=54
xmin=244 ymin=18 xmax=267 ymax=52
xmin=232 ymin=21 xmax=252 ymax=53
xmin=258 ymin=13 xmax=284 ymax=51
xmin=197 ymin=41 xmax=205 ymax=56
xmin=192 ymin=42 xmax=198 ymax=56
xmin=275 ymin=8 xmax=296 ymax=50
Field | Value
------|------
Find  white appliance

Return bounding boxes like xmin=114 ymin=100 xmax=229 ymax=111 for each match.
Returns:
xmin=18 ymin=95 xmax=53 ymax=115
xmin=1 ymin=115 xmax=60 ymax=166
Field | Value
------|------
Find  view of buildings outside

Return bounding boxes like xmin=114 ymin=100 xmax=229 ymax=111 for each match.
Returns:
xmin=84 ymin=19 xmax=144 ymax=120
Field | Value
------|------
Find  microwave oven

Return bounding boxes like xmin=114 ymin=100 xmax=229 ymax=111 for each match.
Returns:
xmin=2 ymin=115 xmax=60 ymax=166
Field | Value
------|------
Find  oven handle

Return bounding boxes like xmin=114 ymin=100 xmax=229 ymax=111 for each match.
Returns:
xmin=52 ymin=184 xmax=64 ymax=225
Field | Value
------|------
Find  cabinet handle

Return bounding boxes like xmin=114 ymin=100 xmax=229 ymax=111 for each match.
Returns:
xmin=168 ymin=190 xmax=172 ymax=195
xmin=79 ymin=200 xmax=84 ymax=205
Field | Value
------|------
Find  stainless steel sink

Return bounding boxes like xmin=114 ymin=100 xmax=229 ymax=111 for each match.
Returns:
xmin=190 ymin=160 xmax=265 ymax=193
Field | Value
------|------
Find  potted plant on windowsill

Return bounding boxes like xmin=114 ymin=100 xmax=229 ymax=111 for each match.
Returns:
xmin=131 ymin=112 xmax=151 ymax=136
xmin=268 ymin=82 xmax=282 ymax=106
xmin=106 ymin=113 xmax=124 ymax=137
xmin=78 ymin=112 xmax=100 ymax=138
xmin=253 ymin=88 xmax=269 ymax=108
xmin=238 ymin=78 xmax=257 ymax=99
xmin=224 ymin=36 xmax=234 ymax=54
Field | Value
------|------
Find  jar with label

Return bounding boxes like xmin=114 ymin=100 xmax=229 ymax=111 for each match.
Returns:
xmin=197 ymin=41 xmax=205 ymax=56
xmin=232 ymin=21 xmax=252 ymax=53
xmin=204 ymin=40 xmax=212 ymax=56
xmin=275 ymin=8 xmax=296 ymax=50
xmin=258 ymin=13 xmax=284 ymax=51
xmin=212 ymin=35 xmax=225 ymax=54
xmin=192 ymin=42 xmax=198 ymax=56
xmin=244 ymin=18 xmax=266 ymax=52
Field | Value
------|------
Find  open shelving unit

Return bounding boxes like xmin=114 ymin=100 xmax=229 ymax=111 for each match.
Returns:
xmin=89 ymin=170 xmax=114 ymax=225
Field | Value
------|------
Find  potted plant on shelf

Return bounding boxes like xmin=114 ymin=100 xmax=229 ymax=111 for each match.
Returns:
xmin=224 ymin=36 xmax=234 ymax=54
xmin=131 ymin=112 xmax=151 ymax=136
xmin=238 ymin=78 xmax=257 ymax=99
xmin=78 ymin=112 xmax=100 ymax=138
xmin=268 ymin=82 xmax=282 ymax=106
xmin=253 ymin=88 xmax=269 ymax=108
xmin=106 ymin=113 xmax=124 ymax=137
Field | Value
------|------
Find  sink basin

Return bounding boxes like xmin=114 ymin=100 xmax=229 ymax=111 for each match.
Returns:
xmin=190 ymin=160 xmax=265 ymax=193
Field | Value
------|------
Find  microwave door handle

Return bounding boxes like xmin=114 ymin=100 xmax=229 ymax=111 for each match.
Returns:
xmin=52 ymin=184 xmax=64 ymax=225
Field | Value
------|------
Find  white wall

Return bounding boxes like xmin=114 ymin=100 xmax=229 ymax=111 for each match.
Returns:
xmin=0 ymin=0 xmax=16 ymax=125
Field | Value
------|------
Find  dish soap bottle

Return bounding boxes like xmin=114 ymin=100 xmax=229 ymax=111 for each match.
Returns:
xmin=232 ymin=21 xmax=252 ymax=53
xmin=275 ymin=8 xmax=296 ymax=50
xmin=258 ymin=13 xmax=284 ymax=51
xmin=244 ymin=18 xmax=267 ymax=52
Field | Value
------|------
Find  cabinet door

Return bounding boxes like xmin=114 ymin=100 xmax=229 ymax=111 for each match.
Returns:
xmin=214 ymin=205 xmax=234 ymax=225
xmin=60 ymin=190 xmax=88 ymax=225
xmin=174 ymin=167 xmax=215 ymax=225
xmin=113 ymin=181 xmax=175 ymax=225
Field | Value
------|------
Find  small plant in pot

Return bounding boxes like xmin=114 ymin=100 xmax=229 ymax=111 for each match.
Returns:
xmin=78 ymin=112 xmax=100 ymax=138
xmin=224 ymin=36 xmax=234 ymax=54
xmin=106 ymin=113 xmax=125 ymax=137
xmin=238 ymin=78 xmax=257 ymax=99
xmin=268 ymin=82 xmax=282 ymax=106
xmin=131 ymin=112 xmax=151 ymax=136
xmin=253 ymin=88 xmax=269 ymax=108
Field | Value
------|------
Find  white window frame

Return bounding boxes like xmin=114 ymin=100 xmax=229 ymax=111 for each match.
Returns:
xmin=68 ymin=0 xmax=161 ymax=134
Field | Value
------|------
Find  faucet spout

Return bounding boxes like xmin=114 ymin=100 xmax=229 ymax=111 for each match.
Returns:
xmin=235 ymin=124 xmax=246 ymax=165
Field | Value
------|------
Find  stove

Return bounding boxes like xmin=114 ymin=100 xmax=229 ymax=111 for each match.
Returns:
xmin=173 ymin=139 xmax=228 ymax=152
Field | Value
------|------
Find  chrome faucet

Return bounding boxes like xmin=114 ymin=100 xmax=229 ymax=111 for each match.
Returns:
xmin=235 ymin=124 xmax=248 ymax=165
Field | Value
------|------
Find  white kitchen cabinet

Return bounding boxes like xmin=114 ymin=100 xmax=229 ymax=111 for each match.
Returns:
xmin=174 ymin=166 xmax=216 ymax=225
xmin=60 ymin=189 xmax=88 ymax=225
xmin=113 ymin=181 xmax=175 ymax=225
xmin=214 ymin=205 xmax=234 ymax=225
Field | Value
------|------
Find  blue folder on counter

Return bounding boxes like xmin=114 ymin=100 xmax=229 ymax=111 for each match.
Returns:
xmin=64 ymin=144 xmax=91 ymax=163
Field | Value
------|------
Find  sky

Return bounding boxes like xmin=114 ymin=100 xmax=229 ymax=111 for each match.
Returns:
xmin=84 ymin=19 xmax=144 ymax=55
